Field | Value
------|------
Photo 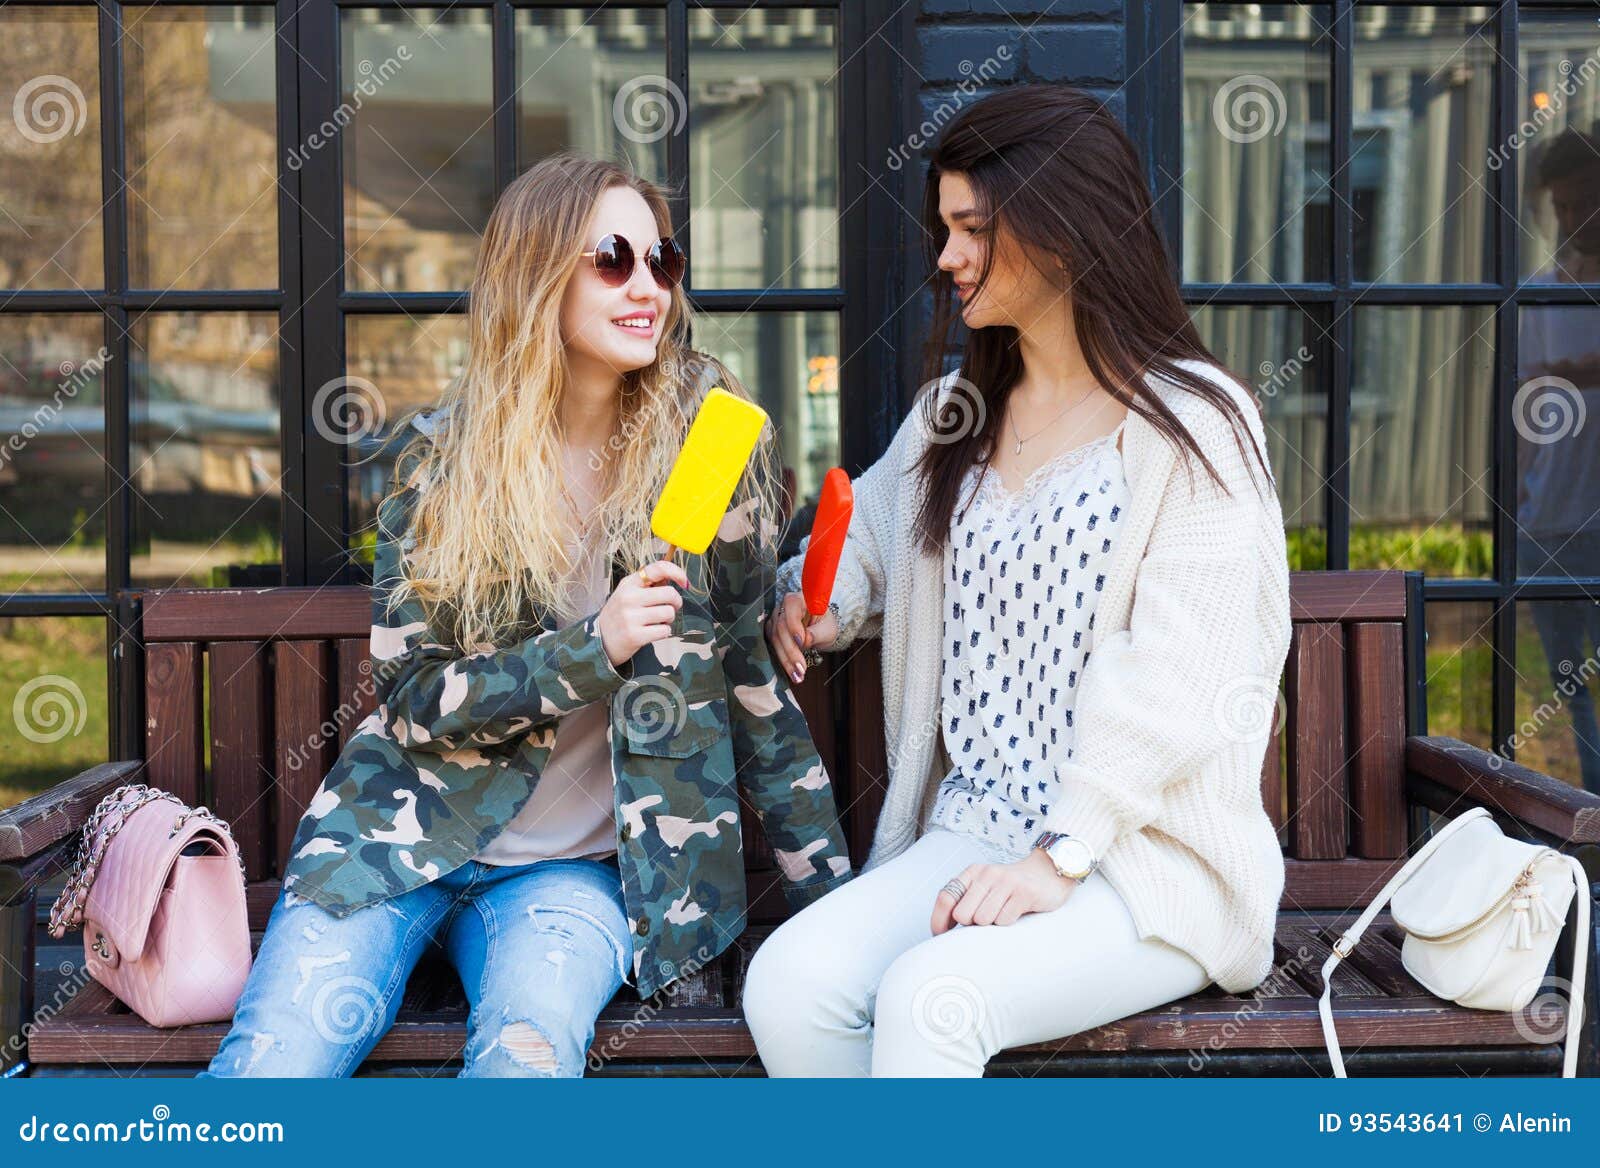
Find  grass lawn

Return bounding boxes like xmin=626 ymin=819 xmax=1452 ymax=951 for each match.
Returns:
xmin=0 ymin=615 xmax=108 ymax=812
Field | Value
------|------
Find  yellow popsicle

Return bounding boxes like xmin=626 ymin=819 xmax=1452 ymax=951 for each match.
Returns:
xmin=650 ymin=386 xmax=769 ymax=556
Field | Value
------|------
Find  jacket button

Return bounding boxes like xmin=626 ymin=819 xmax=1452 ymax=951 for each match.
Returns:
xmin=619 ymin=822 xmax=633 ymax=842
xmin=637 ymin=916 xmax=650 ymax=937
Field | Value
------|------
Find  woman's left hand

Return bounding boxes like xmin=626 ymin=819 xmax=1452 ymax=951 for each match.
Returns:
xmin=930 ymin=848 xmax=1079 ymax=934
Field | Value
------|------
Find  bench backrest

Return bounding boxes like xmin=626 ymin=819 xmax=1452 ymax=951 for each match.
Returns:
xmin=133 ymin=568 xmax=1421 ymax=913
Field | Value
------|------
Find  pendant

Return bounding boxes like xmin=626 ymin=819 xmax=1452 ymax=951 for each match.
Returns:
xmin=1014 ymin=439 xmax=1023 ymax=455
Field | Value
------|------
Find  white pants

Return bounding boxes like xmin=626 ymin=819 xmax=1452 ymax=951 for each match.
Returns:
xmin=741 ymin=827 xmax=1212 ymax=1076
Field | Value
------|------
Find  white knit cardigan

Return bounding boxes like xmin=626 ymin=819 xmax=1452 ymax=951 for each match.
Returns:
xmin=774 ymin=358 xmax=1293 ymax=993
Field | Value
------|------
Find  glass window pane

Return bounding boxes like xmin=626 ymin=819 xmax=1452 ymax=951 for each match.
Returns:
xmin=1190 ymin=304 xmax=1328 ymax=568
xmin=1515 ymin=601 xmax=1600 ymax=794
xmin=1350 ymin=6 xmax=1493 ymax=283
xmin=345 ymin=313 xmax=469 ymax=573
xmin=1424 ymin=600 xmax=1494 ymax=752
xmin=689 ymin=9 xmax=838 ymax=290
xmin=124 ymin=6 xmax=278 ymax=290
xmin=1348 ymin=306 xmax=1493 ymax=576
xmin=1182 ymin=3 xmax=1331 ymax=284
xmin=130 ymin=312 xmax=281 ymax=587
xmin=0 ymin=616 xmax=108 ymax=814
xmin=1516 ymin=305 xmax=1600 ymax=581
xmin=0 ymin=7 xmax=103 ymax=290
xmin=516 ymin=9 xmax=667 ymax=180
xmin=689 ymin=312 xmax=839 ymax=559
xmin=0 ymin=316 xmax=109 ymax=592
xmin=1517 ymin=10 xmax=1600 ymax=284
xmin=342 ymin=8 xmax=493 ymax=292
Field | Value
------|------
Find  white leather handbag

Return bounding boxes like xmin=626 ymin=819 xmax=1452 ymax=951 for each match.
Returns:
xmin=1319 ymin=805 xmax=1591 ymax=1077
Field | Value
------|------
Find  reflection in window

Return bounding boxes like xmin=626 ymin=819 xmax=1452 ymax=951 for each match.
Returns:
xmin=1350 ymin=6 xmax=1493 ymax=284
xmin=124 ymin=6 xmax=278 ymax=290
xmin=689 ymin=312 xmax=839 ymax=556
xmin=1182 ymin=3 xmax=1330 ymax=283
xmin=1348 ymin=306 xmax=1493 ymax=576
xmin=1425 ymin=601 xmax=1494 ymax=753
xmin=345 ymin=313 xmax=469 ymax=571
xmin=0 ymin=616 xmax=107 ymax=814
xmin=1516 ymin=601 xmax=1600 ymax=794
xmin=342 ymin=8 xmax=493 ymax=292
xmin=1518 ymin=11 xmax=1600 ymax=284
xmin=129 ymin=313 xmax=281 ymax=587
xmin=1190 ymin=305 xmax=1328 ymax=568
xmin=0 ymin=316 xmax=109 ymax=592
xmin=1516 ymin=306 xmax=1600 ymax=581
xmin=516 ymin=9 xmax=667 ymax=181
xmin=0 ymin=7 xmax=103 ymax=290
xmin=689 ymin=9 xmax=838 ymax=290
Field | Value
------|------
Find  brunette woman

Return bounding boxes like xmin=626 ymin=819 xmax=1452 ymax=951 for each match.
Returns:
xmin=743 ymin=85 xmax=1290 ymax=1076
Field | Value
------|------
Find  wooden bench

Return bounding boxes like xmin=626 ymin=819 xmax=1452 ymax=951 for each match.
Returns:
xmin=3 ymin=568 xmax=1598 ymax=1076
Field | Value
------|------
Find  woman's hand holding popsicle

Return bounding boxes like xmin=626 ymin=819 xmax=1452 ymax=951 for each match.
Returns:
xmin=598 ymin=559 xmax=689 ymax=668
xmin=766 ymin=592 xmax=838 ymax=685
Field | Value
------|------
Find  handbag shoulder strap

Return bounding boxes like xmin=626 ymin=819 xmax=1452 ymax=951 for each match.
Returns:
xmin=1319 ymin=806 xmax=1590 ymax=1078
xmin=1559 ymin=853 xmax=1590 ymax=1078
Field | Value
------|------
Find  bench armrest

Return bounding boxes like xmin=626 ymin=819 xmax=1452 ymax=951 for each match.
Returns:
xmin=0 ymin=760 xmax=144 ymax=866
xmin=1406 ymin=735 xmax=1600 ymax=848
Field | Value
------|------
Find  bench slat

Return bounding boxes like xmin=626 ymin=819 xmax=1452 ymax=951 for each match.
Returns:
xmin=29 ymin=979 xmax=1544 ymax=1065
xmin=273 ymin=640 xmax=335 ymax=875
xmin=335 ymin=638 xmax=378 ymax=750
xmin=1286 ymin=621 xmax=1348 ymax=859
xmin=144 ymin=642 xmax=202 ymax=808
xmin=142 ymin=587 xmax=370 ymax=642
xmin=1288 ymin=571 xmax=1408 ymax=622
xmin=209 ymin=641 xmax=271 ymax=881
xmin=1349 ymin=622 xmax=1408 ymax=858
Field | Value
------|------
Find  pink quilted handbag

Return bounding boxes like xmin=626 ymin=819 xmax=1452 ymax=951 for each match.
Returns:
xmin=47 ymin=784 xmax=252 ymax=1027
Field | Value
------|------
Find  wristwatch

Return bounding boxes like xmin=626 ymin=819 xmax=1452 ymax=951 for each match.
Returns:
xmin=1033 ymin=830 xmax=1097 ymax=882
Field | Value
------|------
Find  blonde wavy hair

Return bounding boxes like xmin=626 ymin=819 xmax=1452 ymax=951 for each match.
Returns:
xmin=358 ymin=152 xmax=783 ymax=652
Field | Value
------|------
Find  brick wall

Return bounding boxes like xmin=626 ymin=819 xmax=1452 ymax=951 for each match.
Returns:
xmin=885 ymin=1 xmax=1133 ymax=389
xmin=917 ymin=0 xmax=1129 ymax=129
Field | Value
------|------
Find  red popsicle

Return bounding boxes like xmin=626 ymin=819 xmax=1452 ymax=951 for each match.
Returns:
xmin=801 ymin=467 xmax=854 ymax=622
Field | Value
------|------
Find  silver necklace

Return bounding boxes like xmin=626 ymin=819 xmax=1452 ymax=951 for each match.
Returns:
xmin=1006 ymin=381 xmax=1098 ymax=455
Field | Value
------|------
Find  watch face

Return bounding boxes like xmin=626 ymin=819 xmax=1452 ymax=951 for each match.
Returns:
xmin=1053 ymin=837 xmax=1094 ymax=878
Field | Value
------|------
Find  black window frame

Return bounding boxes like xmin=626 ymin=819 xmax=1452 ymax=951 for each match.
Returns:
xmin=0 ymin=0 xmax=911 ymax=764
xmin=1140 ymin=0 xmax=1600 ymax=768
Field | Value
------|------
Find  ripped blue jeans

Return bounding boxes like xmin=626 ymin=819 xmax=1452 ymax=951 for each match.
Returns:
xmin=196 ymin=856 xmax=631 ymax=1078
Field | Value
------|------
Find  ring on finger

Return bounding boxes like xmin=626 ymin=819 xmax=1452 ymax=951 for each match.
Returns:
xmin=940 ymin=877 xmax=968 ymax=901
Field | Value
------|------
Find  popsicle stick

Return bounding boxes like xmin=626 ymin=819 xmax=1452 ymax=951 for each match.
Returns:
xmin=636 ymin=545 xmax=678 ymax=586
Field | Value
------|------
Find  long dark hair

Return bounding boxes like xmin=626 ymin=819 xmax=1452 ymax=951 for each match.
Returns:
xmin=913 ymin=84 xmax=1270 ymax=556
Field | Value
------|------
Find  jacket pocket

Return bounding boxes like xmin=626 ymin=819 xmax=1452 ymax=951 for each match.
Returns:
xmin=613 ymin=682 xmax=729 ymax=759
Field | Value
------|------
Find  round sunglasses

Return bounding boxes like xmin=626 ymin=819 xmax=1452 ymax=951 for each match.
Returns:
xmin=579 ymin=233 xmax=687 ymax=290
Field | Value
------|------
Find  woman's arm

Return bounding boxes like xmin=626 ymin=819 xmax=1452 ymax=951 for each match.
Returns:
xmin=368 ymin=482 xmax=632 ymax=754
xmin=1035 ymin=396 xmax=1293 ymax=863
xmin=771 ymin=386 xmax=937 ymax=653
xmin=712 ymin=479 xmax=854 ymax=908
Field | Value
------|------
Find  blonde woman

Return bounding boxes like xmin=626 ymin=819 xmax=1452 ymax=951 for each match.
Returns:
xmin=201 ymin=153 xmax=853 ymax=1079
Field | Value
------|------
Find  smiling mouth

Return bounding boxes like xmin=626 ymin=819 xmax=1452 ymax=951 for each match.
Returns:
xmin=611 ymin=316 xmax=655 ymax=334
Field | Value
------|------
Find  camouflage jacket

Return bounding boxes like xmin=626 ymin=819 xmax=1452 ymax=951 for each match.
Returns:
xmin=282 ymin=385 xmax=854 ymax=999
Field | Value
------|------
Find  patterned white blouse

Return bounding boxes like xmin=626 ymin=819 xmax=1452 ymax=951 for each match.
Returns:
xmin=930 ymin=421 xmax=1130 ymax=858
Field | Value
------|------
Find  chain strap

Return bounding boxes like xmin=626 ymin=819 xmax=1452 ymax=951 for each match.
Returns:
xmin=46 ymin=782 xmax=246 ymax=939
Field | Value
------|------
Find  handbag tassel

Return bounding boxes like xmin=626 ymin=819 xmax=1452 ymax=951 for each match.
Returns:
xmin=1508 ymin=880 xmax=1562 ymax=950
xmin=1529 ymin=879 xmax=1564 ymax=932
xmin=1510 ymin=899 xmax=1534 ymax=949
